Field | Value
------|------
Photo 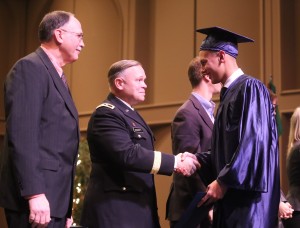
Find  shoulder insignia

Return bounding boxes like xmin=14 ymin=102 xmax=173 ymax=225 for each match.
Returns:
xmin=96 ymin=103 xmax=115 ymax=110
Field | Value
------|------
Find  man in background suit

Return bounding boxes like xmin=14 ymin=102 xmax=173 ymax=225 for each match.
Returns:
xmin=80 ymin=60 xmax=200 ymax=228
xmin=166 ymin=56 xmax=221 ymax=227
xmin=0 ymin=11 xmax=84 ymax=228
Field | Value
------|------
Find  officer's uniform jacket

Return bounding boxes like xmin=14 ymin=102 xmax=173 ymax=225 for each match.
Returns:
xmin=80 ymin=93 xmax=175 ymax=228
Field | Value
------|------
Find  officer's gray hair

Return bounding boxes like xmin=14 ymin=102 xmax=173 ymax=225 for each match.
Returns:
xmin=38 ymin=11 xmax=74 ymax=42
xmin=108 ymin=60 xmax=142 ymax=87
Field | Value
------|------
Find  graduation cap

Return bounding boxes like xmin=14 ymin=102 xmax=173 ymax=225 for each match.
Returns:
xmin=196 ymin=26 xmax=254 ymax=58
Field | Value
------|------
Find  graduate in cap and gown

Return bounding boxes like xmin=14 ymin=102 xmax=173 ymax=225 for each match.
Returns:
xmin=195 ymin=27 xmax=280 ymax=228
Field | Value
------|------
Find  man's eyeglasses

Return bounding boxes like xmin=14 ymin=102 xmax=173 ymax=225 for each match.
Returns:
xmin=59 ymin=28 xmax=84 ymax=40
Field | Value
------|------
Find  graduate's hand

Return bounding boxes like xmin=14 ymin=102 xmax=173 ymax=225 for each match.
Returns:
xmin=27 ymin=193 xmax=51 ymax=228
xmin=180 ymin=151 xmax=195 ymax=160
xmin=175 ymin=152 xmax=200 ymax=176
xmin=197 ymin=180 xmax=227 ymax=207
xmin=278 ymin=201 xmax=293 ymax=219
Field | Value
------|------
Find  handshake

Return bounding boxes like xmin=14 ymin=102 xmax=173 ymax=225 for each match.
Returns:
xmin=174 ymin=152 xmax=200 ymax=176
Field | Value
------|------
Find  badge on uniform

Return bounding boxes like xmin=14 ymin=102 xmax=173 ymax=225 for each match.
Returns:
xmin=133 ymin=127 xmax=143 ymax=133
xmin=96 ymin=103 xmax=115 ymax=109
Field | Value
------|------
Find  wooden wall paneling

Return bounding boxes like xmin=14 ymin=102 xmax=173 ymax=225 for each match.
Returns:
xmin=25 ymin=0 xmax=61 ymax=53
xmin=270 ymin=0 xmax=300 ymax=193
xmin=73 ymin=0 xmax=135 ymax=130
xmin=151 ymin=124 xmax=172 ymax=228
xmin=280 ymin=0 xmax=300 ymax=91
xmin=0 ymin=208 xmax=7 ymax=228
xmin=0 ymin=0 xmax=29 ymax=135
xmin=133 ymin=0 xmax=154 ymax=104
xmin=151 ymin=0 xmax=195 ymax=104
xmin=196 ymin=0 xmax=261 ymax=81
xmin=0 ymin=1 xmax=11 ymax=135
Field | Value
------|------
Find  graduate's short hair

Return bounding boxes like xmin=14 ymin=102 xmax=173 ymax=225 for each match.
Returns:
xmin=108 ymin=60 xmax=142 ymax=88
xmin=187 ymin=56 xmax=203 ymax=88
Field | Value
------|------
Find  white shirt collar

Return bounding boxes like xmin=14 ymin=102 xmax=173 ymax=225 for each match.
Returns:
xmin=224 ymin=68 xmax=244 ymax=88
xmin=192 ymin=92 xmax=215 ymax=123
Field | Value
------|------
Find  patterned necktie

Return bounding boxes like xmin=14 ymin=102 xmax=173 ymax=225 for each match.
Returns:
xmin=61 ymin=73 xmax=69 ymax=90
xmin=220 ymin=87 xmax=227 ymax=101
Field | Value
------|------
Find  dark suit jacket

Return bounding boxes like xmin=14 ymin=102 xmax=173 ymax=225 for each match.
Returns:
xmin=80 ymin=93 xmax=175 ymax=228
xmin=0 ymin=47 xmax=79 ymax=218
xmin=166 ymin=94 xmax=213 ymax=222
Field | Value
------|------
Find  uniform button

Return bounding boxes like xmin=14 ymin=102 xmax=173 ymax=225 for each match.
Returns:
xmin=138 ymin=135 xmax=141 ymax=138
xmin=122 ymin=187 xmax=127 ymax=191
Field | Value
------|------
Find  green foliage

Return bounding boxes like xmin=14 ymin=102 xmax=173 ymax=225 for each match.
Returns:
xmin=268 ymin=77 xmax=283 ymax=136
xmin=72 ymin=138 xmax=91 ymax=225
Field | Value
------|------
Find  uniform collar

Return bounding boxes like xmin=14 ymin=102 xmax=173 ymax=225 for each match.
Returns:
xmin=115 ymin=97 xmax=134 ymax=110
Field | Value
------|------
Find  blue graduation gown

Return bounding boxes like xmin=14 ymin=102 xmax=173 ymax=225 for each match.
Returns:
xmin=198 ymin=75 xmax=280 ymax=228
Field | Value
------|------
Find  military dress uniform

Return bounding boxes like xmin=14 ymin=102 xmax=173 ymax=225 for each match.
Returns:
xmin=80 ymin=93 xmax=175 ymax=228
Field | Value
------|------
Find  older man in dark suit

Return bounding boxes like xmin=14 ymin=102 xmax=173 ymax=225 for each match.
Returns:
xmin=0 ymin=11 xmax=84 ymax=228
xmin=80 ymin=60 xmax=200 ymax=228
xmin=166 ymin=56 xmax=221 ymax=227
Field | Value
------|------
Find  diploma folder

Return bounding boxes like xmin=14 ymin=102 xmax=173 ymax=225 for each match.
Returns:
xmin=175 ymin=191 xmax=213 ymax=228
